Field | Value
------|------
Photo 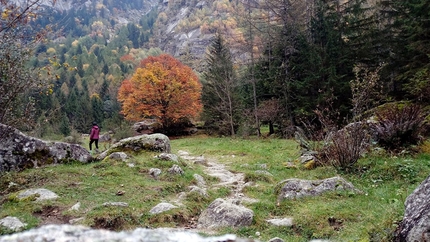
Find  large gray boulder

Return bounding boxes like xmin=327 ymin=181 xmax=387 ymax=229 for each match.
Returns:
xmin=197 ymin=198 xmax=254 ymax=230
xmin=0 ymin=224 xmax=255 ymax=242
xmin=395 ymin=174 xmax=430 ymax=242
xmin=276 ymin=177 xmax=360 ymax=200
xmin=97 ymin=133 xmax=171 ymax=160
xmin=0 ymin=123 xmax=91 ymax=173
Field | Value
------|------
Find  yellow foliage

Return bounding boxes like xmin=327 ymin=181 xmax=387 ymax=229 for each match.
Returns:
xmin=96 ymin=3 xmax=105 ymax=10
xmin=419 ymin=140 xmax=430 ymax=154
xmin=158 ymin=12 xmax=168 ymax=24
xmin=47 ymin=47 xmax=56 ymax=55
xmin=72 ymin=40 xmax=79 ymax=47
xmin=303 ymin=159 xmax=316 ymax=170
xmin=2 ymin=10 xmax=9 ymax=20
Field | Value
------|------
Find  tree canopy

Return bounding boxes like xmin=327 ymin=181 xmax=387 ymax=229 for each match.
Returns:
xmin=118 ymin=54 xmax=202 ymax=129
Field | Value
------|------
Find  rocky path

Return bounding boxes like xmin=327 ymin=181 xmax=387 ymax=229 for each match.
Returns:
xmin=178 ymin=150 xmax=258 ymax=204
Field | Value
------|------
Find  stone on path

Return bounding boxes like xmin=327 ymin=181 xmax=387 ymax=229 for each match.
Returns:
xmin=197 ymin=198 xmax=253 ymax=230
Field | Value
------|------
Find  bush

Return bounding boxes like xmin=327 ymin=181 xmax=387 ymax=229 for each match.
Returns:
xmin=317 ymin=123 xmax=371 ymax=171
xmin=295 ymin=122 xmax=371 ymax=171
xmin=370 ymin=103 xmax=427 ymax=152
xmin=63 ymin=130 xmax=82 ymax=144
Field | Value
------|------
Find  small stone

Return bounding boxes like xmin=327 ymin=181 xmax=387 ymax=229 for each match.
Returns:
xmin=69 ymin=202 xmax=81 ymax=211
xmin=102 ymin=202 xmax=129 ymax=207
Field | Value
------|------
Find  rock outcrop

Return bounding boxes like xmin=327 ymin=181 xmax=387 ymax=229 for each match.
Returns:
xmin=0 ymin=224 xmax=254 ymax=242
xmin=395 ymin=174 xmax=430 ymax=242
xmin=276 ymin=177 xmax=360 ymax=200
xmin=0 ymin=123 xmax=91 ymax=173
xmin=97 ymin=133 xmax=171 ymax=160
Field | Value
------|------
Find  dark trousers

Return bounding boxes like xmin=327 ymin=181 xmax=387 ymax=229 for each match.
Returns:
xmin=89 ymin=139 xmax=99 ymax=150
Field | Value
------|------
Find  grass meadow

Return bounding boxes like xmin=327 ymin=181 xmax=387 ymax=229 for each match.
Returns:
xmin=1 ymin=134 xmax=429 ymax=241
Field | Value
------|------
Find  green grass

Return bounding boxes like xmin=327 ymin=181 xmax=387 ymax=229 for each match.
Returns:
xmin=1 ymin=134 xmax=430 ymax=241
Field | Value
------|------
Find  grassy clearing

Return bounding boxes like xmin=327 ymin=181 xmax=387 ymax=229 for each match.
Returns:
xmin=1 ymin=134 xmax=429 ymax=241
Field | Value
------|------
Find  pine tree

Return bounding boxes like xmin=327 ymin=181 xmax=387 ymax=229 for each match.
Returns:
xmin=202 ymin=34 xmax=240 ymax=136
xmin=380 ymin=0 xmax=430 ymax=103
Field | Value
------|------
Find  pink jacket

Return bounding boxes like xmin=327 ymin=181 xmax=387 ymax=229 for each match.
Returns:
xmin=90 ymin=125 xmax=100 ymax=139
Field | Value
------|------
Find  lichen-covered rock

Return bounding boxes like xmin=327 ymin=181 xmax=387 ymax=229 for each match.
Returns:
xmin=97 ymin=133 xmax=171 ymax=160
xmin=108 ymin=152 xmax=129 ymax=161
xmin=394 ymin=174 xmax=430 ymax=242
xmin=149 ymin=203 xmax=178 ymax=215
xmin=17 ymin=188 xmax=59 ymax=202
xmin=0 ymin=224 xmax=255 ymax=242
xmin=168 ymin=164 xmax=184 ymax=175
xmin=197 ymin=198 xmax=254 ymax=229
xmin=155 ymin=153 xmax=179 ymax=162
xmin=0 ymin=123 xmax=91 ymax=173
xmin=276 ymin=177 xmax=360 ymax=200
xmin=149 ymin=168 xmax=162 ymax=178
xmin=0 ymin=217 xmax=27 ymax=232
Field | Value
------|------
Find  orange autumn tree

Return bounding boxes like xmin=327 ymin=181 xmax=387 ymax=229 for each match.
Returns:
xmin=118 ymin=54 xmax=202 ymax=129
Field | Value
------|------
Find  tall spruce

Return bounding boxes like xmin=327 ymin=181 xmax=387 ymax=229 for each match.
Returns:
xmin=202 ymin=34 xmax=239 ymax=136
xmin=380 ymin=0 xmax=430 ymax=103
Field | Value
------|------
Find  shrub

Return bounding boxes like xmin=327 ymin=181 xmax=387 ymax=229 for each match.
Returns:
xmin=317 ymin=122 xmax=371 ymax=171
xmin=370 ymin=103 xmax=426 ymax=152
xmin=62 ymin=130 xmax=82 ymax=144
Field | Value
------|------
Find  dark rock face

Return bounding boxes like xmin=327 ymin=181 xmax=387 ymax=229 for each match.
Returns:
xmin=395 ymin=175 xmax=430 ymax=242
xmin=0 ymin=123 xmax=91 ymax=173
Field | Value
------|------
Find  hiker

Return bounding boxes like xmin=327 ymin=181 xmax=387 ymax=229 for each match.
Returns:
xmin=89 ymin=122 xmax=100 ymax=153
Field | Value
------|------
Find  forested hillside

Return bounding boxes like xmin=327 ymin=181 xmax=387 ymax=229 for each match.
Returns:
xmin=1 ymin=0 xmax=429 ymax=142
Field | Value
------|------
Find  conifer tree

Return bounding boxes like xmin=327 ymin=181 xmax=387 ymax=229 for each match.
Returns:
xmin=202 ymin=34 xmax=240 ymax=136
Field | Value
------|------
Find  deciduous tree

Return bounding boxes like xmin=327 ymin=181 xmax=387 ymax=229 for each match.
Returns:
xmin=0 ymin=0 xmax=54 ymax=131
xmin=118 ymin=54 xmax=202 ymax=130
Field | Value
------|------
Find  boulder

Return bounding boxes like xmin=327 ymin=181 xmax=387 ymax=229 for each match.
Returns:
xmin=133 ymin=119 xmax=161 ymax=134
xmin=0 ymin=224 xmax=255 ymax=242
xmin=394 ymin=174 xmax=430 ymax=242
xmin=276 ymin=177 xmax=360 ymax=200
xmin=149 ymin=203 xmax=178 ymax=215
xmin=0 ymin=217 xmax=27 ymax=232
xmin=0 ymin=123 xmax=91 ymax=173
xmin=97 ymin=133 xmax=171 ymax=160
xmin=197 ymin=198 xmax=254 ymax=229
xmin=16 ymin=188 xmax=59 ymax=202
